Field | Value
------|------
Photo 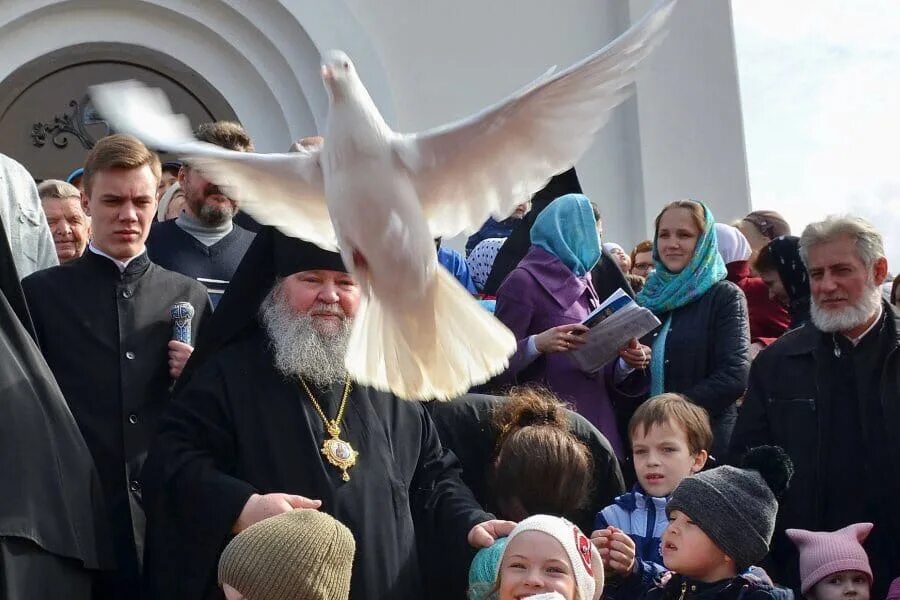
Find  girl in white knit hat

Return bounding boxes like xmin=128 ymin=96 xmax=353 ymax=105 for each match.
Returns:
xmin=471 ymin=514 xmax=603 ymax=600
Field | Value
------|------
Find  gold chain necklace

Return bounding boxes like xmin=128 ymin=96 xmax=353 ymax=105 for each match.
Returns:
xmin=299 ymin=376 xmax=358 ymax=481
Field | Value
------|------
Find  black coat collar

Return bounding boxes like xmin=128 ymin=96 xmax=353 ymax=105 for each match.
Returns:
xmin=82 ymin=247 xmax=151 ymax=281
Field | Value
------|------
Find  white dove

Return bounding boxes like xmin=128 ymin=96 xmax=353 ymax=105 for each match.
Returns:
xmin=89 ymin=0 xmax=677 ymax=400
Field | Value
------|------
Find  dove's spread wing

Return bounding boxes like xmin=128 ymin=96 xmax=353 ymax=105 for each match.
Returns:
xmin=392 ymin=0 xmax=676 ymax=239
xmin=90 ymin=80 xmax=335 ymax=250
xmin=178 ymin=143 xmax=337 ymax=250
xmin=90 ymin=80 xmax=196 ymax=155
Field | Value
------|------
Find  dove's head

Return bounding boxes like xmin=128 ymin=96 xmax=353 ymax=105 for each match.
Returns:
xmin=320 ymin=50 xmax=359 ymax=100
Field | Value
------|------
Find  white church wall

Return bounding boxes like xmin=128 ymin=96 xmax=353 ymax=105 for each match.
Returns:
xmin=339 ymin=0 xmax=750 ymax=249
xmin=0 ymin=1 xmax=393 ymax=151
xmin=0 ymin=0 xmax=750 ymax=252
xmin=0 ymin=2 xmax=302 ymax=151
xmin=339 ymin=0 xmax=640 ymax=250
xmin=629 ymin=0 xmax=752 ymax=234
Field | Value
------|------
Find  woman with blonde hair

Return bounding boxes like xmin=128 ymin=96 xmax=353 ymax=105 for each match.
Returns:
xmin=628 ymin=200 xmax=751 ymax=457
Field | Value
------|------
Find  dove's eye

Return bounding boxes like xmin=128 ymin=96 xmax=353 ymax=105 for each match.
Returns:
xmin=343 ymin=61 xmax=349 ymax=70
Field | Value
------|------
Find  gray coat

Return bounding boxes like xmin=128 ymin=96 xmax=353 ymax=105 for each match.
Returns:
xmin=0 ymin=154 xmax=57 ymax=277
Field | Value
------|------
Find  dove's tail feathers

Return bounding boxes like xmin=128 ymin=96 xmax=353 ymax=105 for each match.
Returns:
xmin=89 ymin=80 xmax=196 ymax=152
xmin=345 ymin=267 xmax=516 ymax=401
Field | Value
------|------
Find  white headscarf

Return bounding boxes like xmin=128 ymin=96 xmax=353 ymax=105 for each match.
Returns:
xmin=715 ymin=223 xmax=752 ymax=264
xmin=157 ymin=182 xmax=183 ymax=222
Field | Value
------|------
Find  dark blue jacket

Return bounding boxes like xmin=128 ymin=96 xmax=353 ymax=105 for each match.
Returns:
xmin=146 ymin=220 xmax=255 ymax=307
xmin=621 ymin=573 xmax=793 ymax=600
xmin=465 ymin=217 xmax=517 ymax=255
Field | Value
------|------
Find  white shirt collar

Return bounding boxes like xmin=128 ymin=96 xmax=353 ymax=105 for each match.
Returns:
xmin=88 ymin=242 xmax=144 ymax=273
xmin=847 ymin=305 xmax=883 ymax=346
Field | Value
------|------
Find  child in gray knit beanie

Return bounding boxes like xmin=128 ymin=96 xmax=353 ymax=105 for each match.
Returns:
xmin=615 ymin=446 xmax=794 ymax=600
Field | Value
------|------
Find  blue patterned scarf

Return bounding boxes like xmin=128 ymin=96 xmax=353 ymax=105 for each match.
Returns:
xmin=636 ymin=203 xmax=727 ymax=394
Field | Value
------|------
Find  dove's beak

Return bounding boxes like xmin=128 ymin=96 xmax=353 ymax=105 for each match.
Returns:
xmin=321 ymin=65 xmax=334 ymax=81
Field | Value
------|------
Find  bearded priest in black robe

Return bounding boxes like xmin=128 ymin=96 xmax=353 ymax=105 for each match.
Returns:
xmin=142 ymin=228 xmax=514 ymax=599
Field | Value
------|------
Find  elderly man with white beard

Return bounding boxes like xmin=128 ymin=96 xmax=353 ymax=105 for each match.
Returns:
xmin=731 ymin=215 xmax=900 ymax=597
xmin=140 ymin=227 xmax=514 ymax=600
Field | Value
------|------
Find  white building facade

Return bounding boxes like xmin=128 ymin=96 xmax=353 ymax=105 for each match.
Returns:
xmin=0 ymin=0 xmax=750 ymax=249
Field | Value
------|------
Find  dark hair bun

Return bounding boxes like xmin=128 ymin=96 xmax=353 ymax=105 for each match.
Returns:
xmin=510 ymin=405 xmax=563 ymax=428
xmin=741 ymin=445 xmax=794 ymax=498
xmin=493 ymin=386 xmax=569 ymax=441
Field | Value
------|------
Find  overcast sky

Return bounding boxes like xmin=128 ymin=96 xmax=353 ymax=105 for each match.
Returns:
xmin=732 ymin=0 xmax=900 ymax=273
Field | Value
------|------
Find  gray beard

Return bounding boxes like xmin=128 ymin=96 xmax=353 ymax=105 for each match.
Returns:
xmin=811 ymin=280 xmax=882 ymax=334
xmin=259 ymin=286 xmax=351 ymax=388
xmin=197 ymin=202 xmax=235 ymax=227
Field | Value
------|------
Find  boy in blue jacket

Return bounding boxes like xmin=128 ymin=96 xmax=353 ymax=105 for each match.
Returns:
xmin=592 ymin=393 xmax=711 ymax=593
xmin=614 ymin=447 xmax=795 ymax=600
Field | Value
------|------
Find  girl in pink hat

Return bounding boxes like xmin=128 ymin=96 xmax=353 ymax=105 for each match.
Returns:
xmin=786 ymin=523 xmax=873 ymax=600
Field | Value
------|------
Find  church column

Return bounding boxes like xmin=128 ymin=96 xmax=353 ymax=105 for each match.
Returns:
xmin=629 ymin=0 xmax=751 ymax=235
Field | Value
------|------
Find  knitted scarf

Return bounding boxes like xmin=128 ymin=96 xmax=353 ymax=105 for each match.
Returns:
xmin=637 ymin=203 xmax=726 ymax=394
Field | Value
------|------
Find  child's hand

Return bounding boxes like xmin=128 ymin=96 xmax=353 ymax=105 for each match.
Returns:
xmin=608 ymin=529 xmax=636 ymax=574
xmin=595 ymin=527 xmax=635 ymax=575
xmin=589 ymin=527 xmax=611 ymax=551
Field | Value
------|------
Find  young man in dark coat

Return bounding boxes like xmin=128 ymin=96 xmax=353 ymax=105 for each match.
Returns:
xmin=22 ymin=134 xmax=211 ymax=598
xmin=0 ymin=212 xmax=113 ymax=598
xmin=141 ymin=228 xmax=514 ymax=600
xmin=146 ymin=121 xmax=256 ymax=307
xmin=731 ymin=215 xmax=900 ymax=597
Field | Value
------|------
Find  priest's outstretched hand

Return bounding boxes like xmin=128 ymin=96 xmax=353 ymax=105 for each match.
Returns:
xmin=232 ymin=493 xmax=323 ymax=534
xmin=467 ymin=519 xmax=517 ymax=548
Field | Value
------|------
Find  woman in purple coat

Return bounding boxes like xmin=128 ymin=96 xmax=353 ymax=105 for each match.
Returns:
xmin=494 ymin=194 xmax=649 ymax=458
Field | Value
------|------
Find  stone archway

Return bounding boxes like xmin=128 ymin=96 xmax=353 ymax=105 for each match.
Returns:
xmin=0 ymin=0 xmax=396 ymax=160
xmin=0 ymin=43 xmax=240 ymax=181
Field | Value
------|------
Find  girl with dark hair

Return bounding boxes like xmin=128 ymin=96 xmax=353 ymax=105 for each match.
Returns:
xmin=490 ymin=387 xmax=596 ymax=521
xmin=425 ymin=388 xmax=624 ymax=600
xmin=428 ymin=388 xmax=625 ymax=532
xmin=754 ymin=236 xmax=812 ymax=330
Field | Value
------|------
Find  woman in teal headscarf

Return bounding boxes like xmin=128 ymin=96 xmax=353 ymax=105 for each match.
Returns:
xmin=493 ymin=194 xmax=649 ymax=458
xmin=632 ymin=200 xmax=751 ymax=457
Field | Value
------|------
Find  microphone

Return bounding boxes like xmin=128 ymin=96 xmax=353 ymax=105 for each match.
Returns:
xmin=170 ymin=302 xmax=195 ymax=345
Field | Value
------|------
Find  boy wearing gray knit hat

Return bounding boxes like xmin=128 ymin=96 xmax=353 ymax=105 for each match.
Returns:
xmin=617 ymin=446 xmax=795 ymax=600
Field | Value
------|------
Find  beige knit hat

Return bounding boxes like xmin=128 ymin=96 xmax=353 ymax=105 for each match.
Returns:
xmin=218 ymin=509 xmax=355 ymax=600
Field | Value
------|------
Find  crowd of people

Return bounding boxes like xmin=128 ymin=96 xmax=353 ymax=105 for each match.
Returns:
xmin=0 ymin=120 xmax=897 ymax=600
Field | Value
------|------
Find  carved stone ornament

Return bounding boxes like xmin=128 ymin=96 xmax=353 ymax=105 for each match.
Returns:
xmin=31 ymin=96 xmax=109 ymax=150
